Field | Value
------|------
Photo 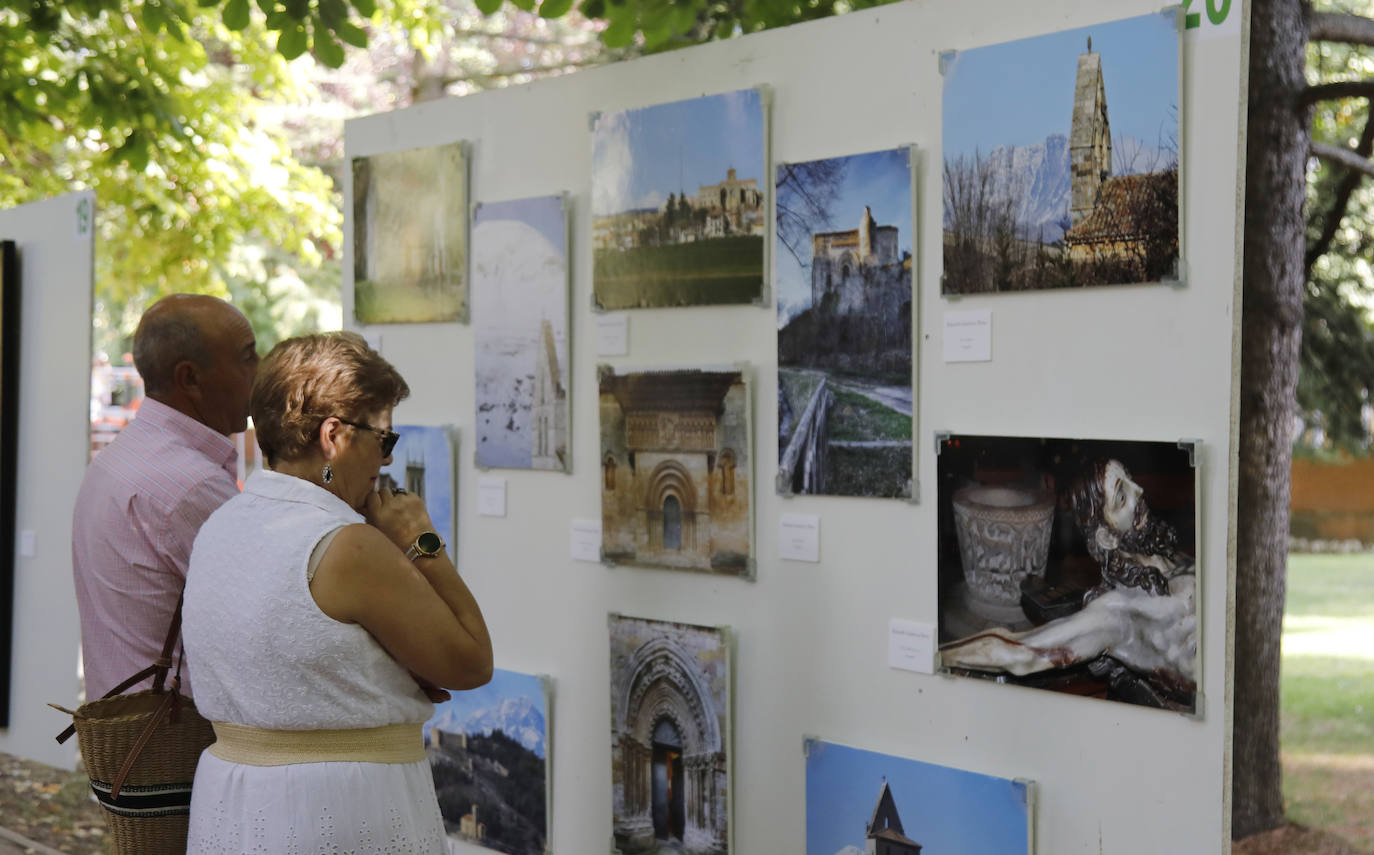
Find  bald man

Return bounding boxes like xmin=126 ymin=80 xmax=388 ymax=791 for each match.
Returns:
xmin=73 ymin=294 xmax=259 ymax=698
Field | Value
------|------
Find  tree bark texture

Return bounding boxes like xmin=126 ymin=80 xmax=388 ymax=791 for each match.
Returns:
xmin=1236 ymin=0 xmax=1309 ymax=839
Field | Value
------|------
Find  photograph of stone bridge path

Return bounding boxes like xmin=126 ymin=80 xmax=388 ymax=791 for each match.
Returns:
xmin=776 ymin=148 xmax=913 ymax=498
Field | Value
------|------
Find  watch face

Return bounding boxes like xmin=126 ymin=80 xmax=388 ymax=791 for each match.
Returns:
xmin=416 ymin=531 xmax=443 ymax=555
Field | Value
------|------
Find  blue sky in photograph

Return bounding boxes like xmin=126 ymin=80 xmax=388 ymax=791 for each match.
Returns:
xmin=776 ymin=148 xmax=911 ymax=327
xmin=592 ymin=89 xmax=765 ymax=216
xmin=943 ymin=13 xmax=1178 ymax=160
xmin=476 ymin=195 xmax=566 ymax=253
xmin=806 ymin=741 xmax=1029 ymax=855
xmin=425 ymin=668 xmax=547 ymax=758
xmin=381 ymin=425 xmax=453 ymax=547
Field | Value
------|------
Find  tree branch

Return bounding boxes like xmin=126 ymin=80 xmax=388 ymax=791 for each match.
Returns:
xmin=1309 ymin=11 xmax=1374 ymax=45
xmin=1310 ymin=140 xmax=1374 ymax=178
xmin=1307 ymin=117 xmax=1374 ymax=273
xmin=1300 ymin=79 xmax=1374 ymax=107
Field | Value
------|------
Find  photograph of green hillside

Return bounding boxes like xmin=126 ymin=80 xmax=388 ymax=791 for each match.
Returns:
xmin=591 ymin=89 xmax=766 ymax=309
xmin=424 ymin=669 xmax=550 ymax=855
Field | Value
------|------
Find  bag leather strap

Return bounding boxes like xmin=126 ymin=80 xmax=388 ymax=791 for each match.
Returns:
xmin=55 ymin=595 xmax=186 ymax=746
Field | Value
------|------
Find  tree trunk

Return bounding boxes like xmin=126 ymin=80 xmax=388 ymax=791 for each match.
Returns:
xmin=1235 ymin=0 xmax=1309 ymax=839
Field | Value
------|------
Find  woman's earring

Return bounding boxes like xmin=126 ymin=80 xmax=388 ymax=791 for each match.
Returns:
xmin=322 ymin=463 xmax=334 ymax=484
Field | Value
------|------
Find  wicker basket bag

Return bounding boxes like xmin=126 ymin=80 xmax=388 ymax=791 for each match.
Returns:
xmin=51 ymin=598 xmax=215 ymax=855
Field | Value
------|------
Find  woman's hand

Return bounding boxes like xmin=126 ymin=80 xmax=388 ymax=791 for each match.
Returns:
xmin=364 ymin=487 xmax=436 ymax=552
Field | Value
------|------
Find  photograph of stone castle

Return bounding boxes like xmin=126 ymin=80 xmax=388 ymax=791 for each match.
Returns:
xmin=600 ymin=366 xmax=752 ymax=576
xmin=592 ymin=89 xmax=766 ymax=309
xmin=806 ymin=739 xmax=1031 ymax=855
xmin=378 ymin=425 xmax=455 ymax=549
xmin=942 ymin=13 xmax=1178 ymax=294
xmin=424 ymin=668 xmax=550 ymax=855
xmin=473 ymin=195 xmax=569 ymax=472
xmin=352 ymin=140 xmax=468 ymax=322
xmin=935 ymin=434 xmax=1198 ymax=713
xmin=776 ymin=148 xmax=912 ymax=499
xmin=610 ymin=614 xmax=731 ymax=855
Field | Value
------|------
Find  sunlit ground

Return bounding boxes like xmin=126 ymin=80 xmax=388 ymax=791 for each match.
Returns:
xmin=1282 ymin=554 xmax=1374 ymax=852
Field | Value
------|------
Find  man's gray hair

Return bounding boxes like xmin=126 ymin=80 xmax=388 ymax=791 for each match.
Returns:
xmin=132 ymin=303 xmax=211 ymax=397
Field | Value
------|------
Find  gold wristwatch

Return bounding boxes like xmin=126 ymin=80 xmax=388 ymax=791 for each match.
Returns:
xmin=404 ymin=531 xmax=444 ymax=560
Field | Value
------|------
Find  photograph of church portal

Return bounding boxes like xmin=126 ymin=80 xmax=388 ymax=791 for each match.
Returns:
xmin=378 ymin=425 xmax=456 ymax=549
xmin=423 ymin=668 xmax=550 ymax=855
xmin=776 ymin=147 xmax=913 ymax=499
xmin=352 ymin=140 xmax=469 ymax=323
xmin=591 ymin=88 xmax=766 ymax=309
xmin=935 ymin=434 xmax=1198 ymax=714
xmin=609 ymin=614 xmax=731 ymax=855
xmin=941 ymin=12 xmax=1179 ymax=293
xmin=805 ymin=738 xmax=1032 ymax=855
xmin=473 ymin=195 xmax=570 ymax=472
xmin=600 ymin=366 xmax=752 ymax=576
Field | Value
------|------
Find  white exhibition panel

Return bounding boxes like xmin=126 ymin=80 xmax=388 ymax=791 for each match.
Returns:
xmin=0 ymin=191 xmax=93 ymax=768
xmin=344 ymin=2 xmax=1243 ymax=853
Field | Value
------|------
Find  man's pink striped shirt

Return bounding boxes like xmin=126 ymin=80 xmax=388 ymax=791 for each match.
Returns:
xmin=72 ymin=397 xmax=238 ymax=699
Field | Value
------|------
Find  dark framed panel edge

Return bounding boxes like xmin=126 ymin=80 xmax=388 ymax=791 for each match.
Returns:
xmin=0 ymin=239 xmax=20 ymax=726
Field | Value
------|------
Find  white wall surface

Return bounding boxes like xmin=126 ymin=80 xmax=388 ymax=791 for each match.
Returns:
xmin=345 ymin=2 xmax=1244 ymax=852
xmin=0 ymin=191 xmax=93 ymax=768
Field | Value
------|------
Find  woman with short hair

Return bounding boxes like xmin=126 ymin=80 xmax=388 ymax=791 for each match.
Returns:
xmin=183 ymin=331 xmax=492 ymax=853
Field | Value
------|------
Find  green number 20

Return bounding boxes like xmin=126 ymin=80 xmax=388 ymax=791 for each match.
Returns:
xmin=1183 ymin=0 xmax=1231 ymax=29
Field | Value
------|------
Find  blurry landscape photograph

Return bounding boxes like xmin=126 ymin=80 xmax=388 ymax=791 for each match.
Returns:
xmin=424 ymin=668 xmax=550 ymax=855
xmin=378 ymin=425 xmax=455 ymax=549
xmin=353 ymin=140 xmax=468 ymax=322
xmin=592 ymin=89 xmax=766 ymax=309
xmin=776 ymin=148 xmax=912 ymax=498
xmin=942 ymin=13 xmax=1178 ymax=294
xmin=473 ymin=195 xmax=569 ymax=472
xmin=806 ymin=739 xmax=1031 ymax=855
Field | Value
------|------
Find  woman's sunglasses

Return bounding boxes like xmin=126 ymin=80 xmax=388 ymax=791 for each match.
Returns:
xmin=334 ymin=417 xmax=400 ymax=456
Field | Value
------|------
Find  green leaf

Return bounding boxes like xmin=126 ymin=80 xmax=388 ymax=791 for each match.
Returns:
xmin=142 ymin=1 xmax=165 ymax=33
xmin=509 ymin=0 xmax=535 ymax=12
xmin=474 ymin=0 xmax=503 ymax=14
xmin=277 ymin=22 xmax=308 ymax=58
xmin=601 ymin=11 xmax=636 ymax=46
xmin=539 ymin=0 xmax=575 ymax=18
xmin=580 ymin=0 xmax=604 ymax=16
xmin=335 ymin=21 xmax=368 ymax=47
xmin=222 ymin=0 xmax=251 ymax=30
xmin=311 ymin=20 xmax=346 ymax=67
xmin=320 ymin=0 xmax=348 ymax=27
xmin=286 ymin=0 xmax=310 ymax=18
xmin=350 ymin=0 xmax=377 ymax=16
xmin=255 ymin=0 xmax=276 ymax=11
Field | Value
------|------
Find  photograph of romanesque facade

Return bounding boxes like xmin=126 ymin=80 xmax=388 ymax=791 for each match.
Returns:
xmin=935 ymin=434 xmax=1198 ymax=713
xmin=941 ymin=13 xmax=1178 ymax=293
xmin=473 ymin=195 xmax=570 ymax=472
xmin=806 ymin=739 xmax=1030 ymax=855
xmin=352 ymin=140 xmax=468 ymax=322
xmin=776 ymin=148 xmax=913 ymax=499
xmin=591 ymin=89 xmax=766 ymax=309
xmin=377 ymin=424 xmax=454 ymax=548
xmin=600 ymin=367 xmax=751 ymax=575
xmin=610 ymin=615 xmax=730 ymax=855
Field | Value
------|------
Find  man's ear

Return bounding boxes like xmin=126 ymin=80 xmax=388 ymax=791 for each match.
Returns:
xmin=171 ymin=359 xmax=201 ymax=399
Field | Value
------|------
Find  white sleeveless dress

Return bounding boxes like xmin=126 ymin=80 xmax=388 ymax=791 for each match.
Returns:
xmin=183 ymin=469 xmax=446 ymax=854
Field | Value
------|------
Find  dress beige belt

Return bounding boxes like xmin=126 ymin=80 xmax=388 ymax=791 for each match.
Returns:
xmin=208 ymin=721 xmax=425 ymax=766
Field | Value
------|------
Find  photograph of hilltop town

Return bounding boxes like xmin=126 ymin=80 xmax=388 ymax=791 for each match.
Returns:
xmin=352 ymin=140 xmax=468 ymax=322
xmin=424 ymin=669 xmax=550 ymax=855
xmin=942 ymin=13 xmax=1179 ymax=294
xmin=473 ymin=195 xmax=570 ymax=472
xmin=806 ymin=739 xmax=1031 ymax=855
xmin=377 ymin=425 xmax=455 ymax=549
xmin=592 ymin=89 xmax=766 ymax=309
xmin=776 ymin=148 xmax=912 ymax=499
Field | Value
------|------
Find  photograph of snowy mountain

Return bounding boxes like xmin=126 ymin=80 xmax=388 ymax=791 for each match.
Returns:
xmin=776 ymin=147 xmax=913 ymax=499
xmin=806 ymin=739 xmax=1032 ymax=855
xmin=473 ymin=195 xmax=570 ymax=472
xmin=424 ymin=668 xmax=550 ymax=855
xmin=942 ymin=12 xmax=1178 ymax=293
xmin=378 ymin=425 xmax=455 ymax=550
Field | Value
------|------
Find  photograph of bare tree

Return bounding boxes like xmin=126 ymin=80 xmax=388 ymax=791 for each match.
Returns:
xmin=776 ymin=148 xmax=912 ymax=498
xmin=942 ymin=13 xmax=1179 ymax=294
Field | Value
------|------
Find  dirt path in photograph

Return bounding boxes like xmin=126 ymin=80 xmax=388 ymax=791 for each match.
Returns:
xmin=829 ymin=378 xmax=912 ymax=417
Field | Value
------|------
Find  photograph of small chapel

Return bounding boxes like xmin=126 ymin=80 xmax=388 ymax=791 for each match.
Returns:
xmin=600 ymin=366 xmax=752 ymax=575
xmin=805 ymin=738 xmax=1031 ymax=855
xmin=941 ymin=12 xmax=1179 ymax=293
xmin=609 ymin=614 xmax=731 ymax=855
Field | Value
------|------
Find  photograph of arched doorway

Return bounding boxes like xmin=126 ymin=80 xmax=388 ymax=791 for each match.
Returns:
xmin=610 ymin=614 xmax=732 ymax=855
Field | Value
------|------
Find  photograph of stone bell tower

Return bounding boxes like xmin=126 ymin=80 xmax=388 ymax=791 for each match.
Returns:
xmin=941 ymin=12 xmax=1179 ymax=294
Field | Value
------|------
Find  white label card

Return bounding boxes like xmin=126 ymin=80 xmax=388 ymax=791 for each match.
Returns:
xmin=570 ymin=518 xmax=602 ymax=562
xmin=596 ymin=314 xmax=629 ymax=356
xmin=18 ymin=530 xmax=35 ymax=558
xmin=477 ymin=477 xmax=507 ymax=517
xmin=943 ymin=310 xmax=992 ymax=362
xmin=888 ymin=618 xmax=935 ymax=674
xmin=778 ymin=514 xmax=820 ymax=562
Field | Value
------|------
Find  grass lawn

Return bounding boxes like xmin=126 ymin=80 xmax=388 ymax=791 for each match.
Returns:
xmin=593 ymin=235 xmax=764 ymax=308
xmin=1282 ymin=553 xmax=1374 ymax=851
